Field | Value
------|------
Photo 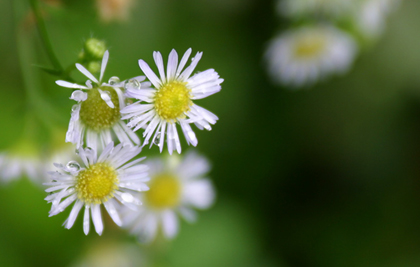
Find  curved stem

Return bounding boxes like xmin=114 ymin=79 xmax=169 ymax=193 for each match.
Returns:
xmin=14 ymin=2 xmax=67 ymax=129
xmin=28 ymin=0 xmax=63 ymax=73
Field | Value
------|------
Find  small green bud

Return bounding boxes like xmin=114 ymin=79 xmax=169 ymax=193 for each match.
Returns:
xmin=87 ymin=61 xmax=101 ymax=74
xmin=83 ymin=38 xmax=107 ymax=60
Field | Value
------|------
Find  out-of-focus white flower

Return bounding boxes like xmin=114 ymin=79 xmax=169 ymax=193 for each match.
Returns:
xmin=355 ymin=0 xmax=401 ymax=38
xmin=265 ymin=25 xmax=358 ymax=87
xmin=45 ymin=142 xmax=149 ymax=235
xmin=69 ymin=240 xmax=148 ymax=267
xmin=0 ymin=139 xmax=42 ymax=183
xmin=278 ymin=0 xmax=355 ymax=19
xmin=123 ymin=151 xmax=215 ymax=243
xmin=56 ymin=50 xmax=143 ymax=151
xmin=0 ymin=154 xmax=41 ymax=183
xmin=121 ymin=48 xmax=223 ymax=155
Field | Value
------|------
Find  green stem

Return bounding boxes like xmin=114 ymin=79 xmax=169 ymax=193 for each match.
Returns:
xmin=28 ymin=0 xmax=63 ymax=73
xmin=13 ymin=1 xmax=66 ymax=130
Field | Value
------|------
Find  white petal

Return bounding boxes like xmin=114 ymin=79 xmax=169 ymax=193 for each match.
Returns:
xmin=65 ymin=200 xmax=84 ymax=229
xmin=153 ymin=51 xmax=166 ymax=84
xmin=167 ymin=49 xmax=178 ymax=81
xmin=97 ymin=89 xmax=115 ymax=108
xmin=183 ymin=179 xmax=215 ymax=209
xmin=159 ymin=121 xmax=166 ymax=152
xmin=139 ymin=60 xmax=161 ymax=88
xmin=56 ymin=80 xmax=88 ymax=89
xmin=179 ymin=52 xmax=203 ymax=81
xmin=99 ymin=50 xmax=109 ymax=82
xmin=176 ymin=48 xmax=192 ymax=76
xmin=162 ymin=210 xmax=179 ymax=239
xmin=92 ymin=204 xmax=103 ymax=235
xmin=76 ymin=63 xmax=99 ymax=84
xmin=70 ymin=90 xmax=88 ymax=102
xmin=104 ymin=199 xmax=122 ymax=226
xmin=180 ymin=121 xmax=197 ymax=146
xmin=179 ymin=207 xmax=197 ymax=223
xmin=83 ymin=205 xmax=90 ymax=235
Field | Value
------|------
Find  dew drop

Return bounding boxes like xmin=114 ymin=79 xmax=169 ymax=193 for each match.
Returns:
xmin=84 ymin=147 xmax=95 ymax=159
xmin=153 ymin=132 xmax=161 ymax=146
xmin=108 ymin=76 xmax=120 ymax=85
xmin=121 ymin=192 xmax=134 ymax=203
xmin=66 ymin=161 xmax=81 ymax=172
xmin=71 ymin=104 xmax=79 ymax=112
xmin=124 ymin=79 xmax=141 ymax=90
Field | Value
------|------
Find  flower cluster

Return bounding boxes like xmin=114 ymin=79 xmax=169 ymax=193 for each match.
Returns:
xmin=266 ymin=0 xmax=400 ymax=88
xmin=43 ymin=47 xmax=221 ymax=240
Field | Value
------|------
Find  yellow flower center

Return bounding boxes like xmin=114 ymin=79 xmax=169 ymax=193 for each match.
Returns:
xmin=75 ymin=162 xmax=119 ymax=204
xmin=294 ymin=34 xmax=326 ymax=58
xmin=79 ymin=87 xmax=120 ymax=131
xmin=145 ymin=174 xmax=181 ymax=209
xmin=154 ymin=81 xmax=192 ymax=121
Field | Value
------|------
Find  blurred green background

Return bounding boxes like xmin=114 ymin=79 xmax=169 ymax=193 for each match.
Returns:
xmin=2 ymin=0 xmax=420 ymax=266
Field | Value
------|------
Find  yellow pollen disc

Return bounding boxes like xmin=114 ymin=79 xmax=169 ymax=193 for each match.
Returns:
xmin=145 ymin=174 xmax=181 ymax=209
xmin=154 ymin=81 xmax=192 ymax=121
xmin=294 ymin=35 xmax=326 ymax=58
xmin=79 ymin=87 xmax=120 ymax=131
xmin=75 ymin=163 xmax=119 ymax=204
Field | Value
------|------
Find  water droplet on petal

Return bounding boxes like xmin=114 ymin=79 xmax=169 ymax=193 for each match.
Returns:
xmin=121 ymin=192 xmax=134 ymax=203
xmin=66 ymin=161 xmax=81 ymax=172
xmin=71 ymin=104 xmax=79 ymax=112
xmin=153 ymin=132 xmax=161 ymax=146
xmin=84 ymin=147 xmax=95 ymax=158
xmin=108 ymin=76 xmax=120 ymax=85
xmin=124 ymin=79 xmax=141 ymax=90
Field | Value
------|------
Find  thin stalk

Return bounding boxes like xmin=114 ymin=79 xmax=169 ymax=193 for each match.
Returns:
xmin=28 ymin=0 xmax=63 ymax=73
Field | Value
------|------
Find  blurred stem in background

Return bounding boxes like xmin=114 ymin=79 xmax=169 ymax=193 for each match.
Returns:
xmin=13 ymin=0 xmax=66 ymax=133
xmin=28 ymin=0 xmax=63 ymax=75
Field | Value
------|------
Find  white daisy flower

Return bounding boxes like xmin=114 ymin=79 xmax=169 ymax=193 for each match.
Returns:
xmin=265 ymin=25 xmax=357 ymax=87
xmin=56 ymin=50 xmax=143 ymax=151
xmin=278 ymin=0 xmax=355 ymax=19
xmin=355 ymin=0 xmax=400 ymax=38
xmin=123 ymin=150 xmax=215 ymax=242
xmin=44 ymin=142 xmax=149 ymax=235
xmin=121 ymin=48 xmax=223 ymax=154
xmin=0 ymin=153 xmax=42 ymax=183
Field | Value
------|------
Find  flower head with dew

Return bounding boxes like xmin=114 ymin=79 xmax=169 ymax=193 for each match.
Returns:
xmin=56 ymin=50 xmax=146 ymax=151
xmin=121 ymin=48 xmax=223 ymax=154
xmin=265 ymin=25 xmax=357 ymax=87
xmin=122 ymin=150 xmax=215 ymax=242
xmin=44 ymin=142 xmax=149 ymax=235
